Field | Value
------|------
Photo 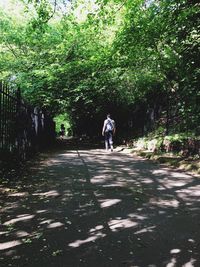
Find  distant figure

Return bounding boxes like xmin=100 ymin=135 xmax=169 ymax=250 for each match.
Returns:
xmin=60 ymin=124 xmax=65 ymax=138
xmin=102 ymin=114 xmax=116 ymax=151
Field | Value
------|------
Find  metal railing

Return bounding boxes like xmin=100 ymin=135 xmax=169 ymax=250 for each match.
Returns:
xmin=0 ymin=81 xmax=55 ymax=161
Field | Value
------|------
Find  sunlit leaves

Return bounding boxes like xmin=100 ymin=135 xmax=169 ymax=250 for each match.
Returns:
xmin=0 ymin=0 xmax=199 ymax=134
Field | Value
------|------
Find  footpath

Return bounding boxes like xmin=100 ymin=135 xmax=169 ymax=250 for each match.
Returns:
xmin=0 ymin=140 xmax=200 ymax=267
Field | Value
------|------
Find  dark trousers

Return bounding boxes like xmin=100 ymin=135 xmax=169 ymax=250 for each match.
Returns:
xmin=104 ymin=131 xmax=113 ymax=149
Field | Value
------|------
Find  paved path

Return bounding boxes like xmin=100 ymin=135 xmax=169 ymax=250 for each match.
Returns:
xmin=1 ymin=146 xmax=200 ymax=267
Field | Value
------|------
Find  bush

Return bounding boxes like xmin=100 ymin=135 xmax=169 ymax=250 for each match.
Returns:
xmin=133 ymin=133 xmax=200 ymax=156
xmin=134 ymin=138 xmax=148 ymax=150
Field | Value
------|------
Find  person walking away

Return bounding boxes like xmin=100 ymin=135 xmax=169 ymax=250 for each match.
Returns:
xmin=102 ymin=114 xmax=116 ymax=151
xmin=60 ymin=124 xmax=66 ymax=138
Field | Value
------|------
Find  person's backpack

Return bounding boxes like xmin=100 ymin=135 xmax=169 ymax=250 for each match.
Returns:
xmin=105 ymin=119 xmax=114 ymax=132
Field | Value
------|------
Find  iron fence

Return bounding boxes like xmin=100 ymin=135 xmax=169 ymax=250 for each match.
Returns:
xmin=0 ymin=81 xmax=55 ymax=161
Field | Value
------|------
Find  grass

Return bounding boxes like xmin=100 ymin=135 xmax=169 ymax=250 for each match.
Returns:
xmin=131 ymin=149 xmax=200 ymax=175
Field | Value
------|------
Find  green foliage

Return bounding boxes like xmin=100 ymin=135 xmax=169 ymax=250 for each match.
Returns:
xmin=164 ymin=133 xmax=196 ymax=143
xmin=133 ymin=132 xmax=200 ymax=156
xmin=134 ymin=137 xmax=148 ymax=150
xmin=0 ymin=0 xmax=199 ymax=135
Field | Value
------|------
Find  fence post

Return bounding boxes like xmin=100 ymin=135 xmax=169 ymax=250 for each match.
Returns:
xmin=0 ymin=81 xmax=2 ymax=150
xmin=0 ymin=81 xmax=56 ymax=162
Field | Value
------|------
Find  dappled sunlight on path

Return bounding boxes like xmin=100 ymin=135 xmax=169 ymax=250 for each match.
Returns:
xmin=0 ymin=147 xmax=200 ymax=267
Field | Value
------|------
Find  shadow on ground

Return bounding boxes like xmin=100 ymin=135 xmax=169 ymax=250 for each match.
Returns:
xmin=0 ymin=141 xmax=200 ymax=267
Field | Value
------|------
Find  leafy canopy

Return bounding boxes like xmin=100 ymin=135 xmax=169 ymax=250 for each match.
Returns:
xmin=0 ymin=0 xmax=199 ymax=134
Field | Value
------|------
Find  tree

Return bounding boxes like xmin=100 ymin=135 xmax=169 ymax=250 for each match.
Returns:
xmin=0 ymin=0 xmax=199 ymax=136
